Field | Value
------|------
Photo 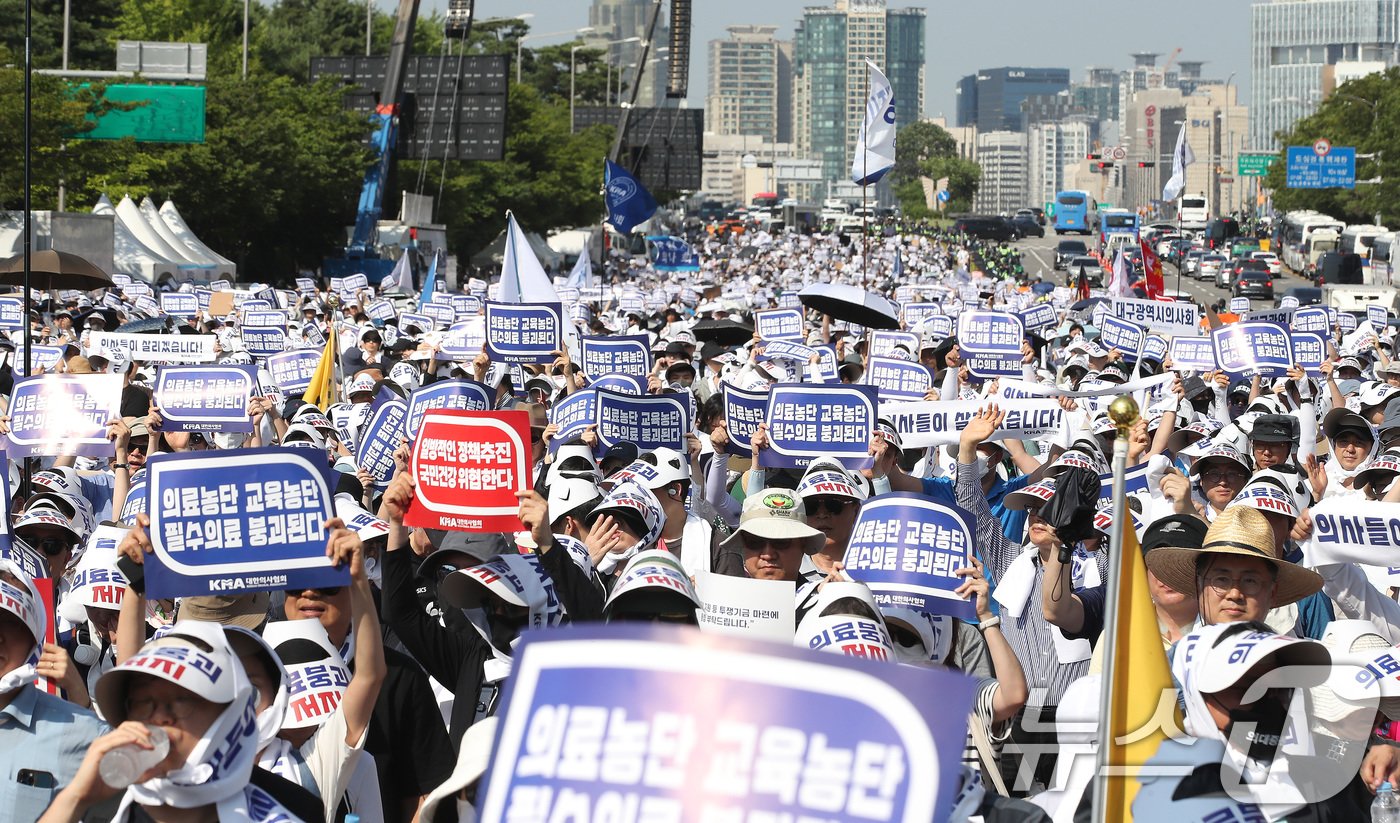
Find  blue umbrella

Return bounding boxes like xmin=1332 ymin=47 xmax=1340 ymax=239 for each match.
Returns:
xmin=1031 ymin=281 xmax=1055 ymax=296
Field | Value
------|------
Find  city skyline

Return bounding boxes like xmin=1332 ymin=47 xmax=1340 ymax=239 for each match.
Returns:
xmin=462 ymin=0 xmax=1253 ymax=119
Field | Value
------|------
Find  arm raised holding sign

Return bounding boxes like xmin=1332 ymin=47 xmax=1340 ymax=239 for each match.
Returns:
xmin=956 ymin=557 xmax=1027 ymax=723
xmin=518 ymin=490 xmax=605 ymax=622
xmin=324 ymin=518 xmax=386 ymax=748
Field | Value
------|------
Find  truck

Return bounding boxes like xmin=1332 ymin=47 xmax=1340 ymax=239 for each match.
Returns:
xmin=1323 ymin=283 xmax=1397 ymax=315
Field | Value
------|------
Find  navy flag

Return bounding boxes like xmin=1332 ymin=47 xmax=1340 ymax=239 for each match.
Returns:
xmin=604 ymin=159 xmax=659 ymax=233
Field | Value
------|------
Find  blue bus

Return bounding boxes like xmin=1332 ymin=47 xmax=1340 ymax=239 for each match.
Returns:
xmin=1099 ymin=208 xmax=1140 ymax=249
xmin=1053 ymin=190 xmax=1098 ymax=235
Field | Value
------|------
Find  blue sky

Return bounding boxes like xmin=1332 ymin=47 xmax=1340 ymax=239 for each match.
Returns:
xmin=449 ymin=0 xmax=1255 ymax=119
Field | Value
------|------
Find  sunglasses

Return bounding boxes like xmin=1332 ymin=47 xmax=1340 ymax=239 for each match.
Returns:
xmin=289 ymin=586 xmax=343 ymax=596
xmin=804 ymin=498 xmax=855 ymax=516
xmin=32 ymin=537 xmax=74 ymax=557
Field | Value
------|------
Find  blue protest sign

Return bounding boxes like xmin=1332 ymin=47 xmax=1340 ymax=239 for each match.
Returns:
xmin=1279 ymin=295 xmax=1300 ymax=310
xmin=195 ymin=288 xmax=211 ymax=310
xmin=903 ymin=302 xmax=943 ymax=328
xmin=756 ymin=339 xmax=817 ymax=365
xmin=240 ymin=299 xmax=273 ymax=313
xmin=921 ymin=314 xmax=954 ymax=339
xmin=722 ymin=382 xmax=768 ymax=455
xmin=302 ymin=321 xmax=326 ymax=347
xmin=1212 ymin=321 xmax=1293 ymax=377
xmin=1286 ymin=144 xmax=1355 ymax=189
xmin=242 ymin=310 xmax=286 ymax=330
xmin=1168 ymin=336 xmax=1215 ymax=373
xmin=546 ymin=389 xmax=597 ymax=455
xmin=1339 ymin=312 xmax=1358 ymax=333
xmin=240 ymin=326 xmax=287 ymax=357
xmin=15 ymin=345 xmax=65 ymax=376
xmin=777 ymin=291 xmax=801 ymax=309
xmin=479 ymin=624 xmax=976 ymax=823
xmin=357 ymin=399 xmax=408 ymax=486
xmin=440 ymin=318 xmax=486 ymax=360
xmin=595 ymin=389 xmax=689 ymax=452
xmin=399 ymin=312 xmax=434 ymax=334
xmin=1228 ymin=297 xmax=1250 ymax=315
xmin=344 ymin=273 xmax=369 ymax=291
xmin=422 ymin=302 xmax=456 ymax=329
xmin=7 ymin=374 xmax=123 ymax=458
xmin=580 ymin=334 xmax=651 ymax=378
xmin=963 ymin=352 xmax=1024 ymax=379
xmin=366 ymin=299 xmax=396 ymax=322
xmin=404 ymin=379 xmax=494 ymax=440
xmin=813 ymin=344 xmax=840 ymax=383
xmin=865 ymin=356 xmax=932 ymax=402
xmin=485 ymin=301 xmax=562 ymax=364
xmin=453 ymin=294 xmax=483 ymax=318
xmin=1099 ymin=316 xmax=1146 ymax=361
xmin=1142 ymin=334 xmax=1169 ymax=363
xmin=1018 ymin=302 xmax=1058 ymax=334
xmin=120 ymin=480 xmax=148 ymax=525
xmin=266 ymin=349 xmax=322 ymax=392
xmin=1293 ymin=306 xmax=1330 ymax=335
xmin=144 ymin=447 xmax=343 ymax=597
xmin=161 ymin=293 xmax=198 ymax=316
xmin=0 ymin=297 xmax=23 ymax=331
xmin=154 ymin=365 xmax=256 ymax=433
xmin=868 ymin=330 xmax=920 ymax=359
xmin=591 ymin=374 xmax=646 ymax=395
xmin=755 ymin=308 xmax=805 ymax=342
xmin=1293 ymin=332 xmax=1326 ymax=376
xmin=957 ymin=309 xmax=1022 ymax=361
xmin=761 ymin=383 xmax=876 ymax=470
xmin=1370 ymin=304 xmax=1390 ymax=329
xmin=295 ymin=277 xmax=316 ymax=292
xmin=647 ymin=236 xmax=700 ymax=271
xmin=843 ymin=493 xmax=977 ymax=621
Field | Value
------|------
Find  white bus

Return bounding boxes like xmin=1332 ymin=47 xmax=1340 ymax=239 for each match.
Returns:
xmin=1177 ymin=194 xmax=1209 ymax=231
xmin=1373 ymin=232 xmax=1397 ymax=285
xmin=1279 ymin=210 xmax=1346 ymax=273
xmin=1343 ymin=224 xmax=1390 ymax=273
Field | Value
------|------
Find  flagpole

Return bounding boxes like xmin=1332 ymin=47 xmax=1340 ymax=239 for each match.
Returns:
xmin=1092 ymin=393 xmax=1141 ymax=822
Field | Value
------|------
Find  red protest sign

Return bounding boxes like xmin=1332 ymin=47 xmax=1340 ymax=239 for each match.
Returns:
xmin=405 ymin=410 xmax=533 ymax=532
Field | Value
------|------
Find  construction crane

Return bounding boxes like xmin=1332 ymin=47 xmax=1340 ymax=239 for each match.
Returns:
xmin=1163 ymin=47 xmax=1182 ymax=75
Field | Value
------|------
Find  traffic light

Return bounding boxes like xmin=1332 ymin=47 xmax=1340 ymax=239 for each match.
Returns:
xmin=1086 ymin=153 xmax=1102 ymax=160
xmin=1137 ymin=161 xmax=1155 ymax=168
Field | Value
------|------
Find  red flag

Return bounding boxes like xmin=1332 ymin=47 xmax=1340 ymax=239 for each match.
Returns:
xmin=1140 ymin=238 xmax=1164 ymax=299
xmin=1075 ymin=270 xmax=1090 ymax=301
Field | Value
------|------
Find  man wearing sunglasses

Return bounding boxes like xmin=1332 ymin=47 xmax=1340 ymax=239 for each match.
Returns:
xmin=794 ymin=459 xmax=865 ymax=576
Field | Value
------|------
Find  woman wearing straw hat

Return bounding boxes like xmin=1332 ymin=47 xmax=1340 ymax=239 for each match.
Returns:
xmin=1145 ymin=506 xmax=1323 ymax=628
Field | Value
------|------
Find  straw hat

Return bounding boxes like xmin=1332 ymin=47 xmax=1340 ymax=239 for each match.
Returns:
xmin=1144 ymin=506 xmax=1323 ymax=607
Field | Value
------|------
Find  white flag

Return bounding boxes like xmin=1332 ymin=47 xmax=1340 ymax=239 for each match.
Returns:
xmin=499 ymin=210 xmax=580 ymax=355
xmin=1108 ymin=251 xmax=1132 ymax=298
xmin=1161 ymin=124 xmax=1197 ymax=203
xmin=382 ymin=253 xmax=412 ymax=294
xmin=851 ymin=61 xmax=896 ymax=186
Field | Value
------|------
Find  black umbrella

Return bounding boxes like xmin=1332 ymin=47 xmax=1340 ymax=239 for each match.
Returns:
xmin=0 ymin=249 xmax=114 ymax=292
xmin=1069 ymin=297 xmax=1109 ymax=312
xmin=798 ymin=282 xmax=899 ymax=330
xmin=74 ymin=307 xmax=121 ymax=330
xmin=691 ymin=318 xmax=754 ymax=345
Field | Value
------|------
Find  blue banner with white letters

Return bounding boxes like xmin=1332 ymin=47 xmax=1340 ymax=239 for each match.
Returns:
xmin=756 ymin=339 xmax=818 ymax=365
xmin=1169 ymin=336 xmax=1216 ymax=373
xmin=865 ymin=356 xmax=932 ymax=402
xmin=357 ymin=399 xmax=408 ymax=486
xmin=647 ymin=236 xmax=700 ymax=272
xmin=440 ymin=319 xmax=486 ymax=360
xmin=760 ymin=383 xmax=876 ymax=470
xmin=15 ymin=345 xmax=64 ymax=376
xmin=161 ymin=293 xmax=198 ymax=316
xmin=868 ymin=330 xmax=921 ymax=359
xmin=755 ymin=308 xmax=805 ymax=342
xmin=594 ymin=388 xmax=689 ymax=452
xmin=1142 ymin=334 xmax=1169 ymax=364
xmin=581 ymin=334 xmax=652 ymax=378
xmin=422 ymin=302 xmax=456 ymax=329
xmin=591 ymin=374 xmax=646 ymax=395
xmin=120 ymin=480 xmax=147 ymax=525
xmin=241 ymin=326 xmax=287 ymax=358
xmin=144 ymin=447 xmax=345 ymax=598
xmin=485 ymin=301 xmax=562 ymax=364
xmin=242 ymin=310 xmax=286 ymax=330
xmin=0 ymin=297 xmax=23 ymax=331
xmin=478 ymin=624 xmax=976 ymax=823
xmin=1099 ymin=316 xmax=1146 ymax=361
xmin=404 ymin=379 xmax=493 ymax=440
xmin=723 ymin=382 xmax=769 ymax=455
xmin=6 ymin=374 xmax=123 ymax=458
xmin=1293 ymin=307 xmax=1329 ymax=335
xmin=547 ymin=389 xmax=597 ymax=455
xmin=1018 ymin=302 xmax=1058 ymax=334
xmin=154 ymin=365 xmax=256 ymax=433
xmin=1293 ymin=332 xmax=1326 ymax=376
xmin=1212 ymin=320 xmax=1292 ymax=377
xmin=266 ymin=349 xmax=322 ymax=393
xmin=903 ymin=303 xmax=943 ymax=329
xmin=453 ymin=294 xmax=483 ymax=319
xmin=957 ymin=310 xmax=1023 ymax=378
xmin=843 ymin=493 xmax=977 ymax=621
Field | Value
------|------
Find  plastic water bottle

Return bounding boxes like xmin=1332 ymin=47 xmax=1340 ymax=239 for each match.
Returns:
xmin=1375 ymin=781 xmax=1400 ymax=822
xmin=99 ymin=726 xmax=170 ymax=789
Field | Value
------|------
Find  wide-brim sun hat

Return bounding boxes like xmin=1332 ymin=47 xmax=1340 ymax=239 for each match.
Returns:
xmin=1145 ymin=506 xmax=1323 ymax=608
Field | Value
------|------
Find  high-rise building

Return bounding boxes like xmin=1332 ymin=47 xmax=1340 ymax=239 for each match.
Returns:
xmin=705 ymin=25 xmax=791 ymax=143
xmin=974 ymin=131 xmax=1028 ymax=214
xmin=1251 ymin=0 xmax=1400 ymax=149
xmin=955 ymin=67 xmax=1071 ymax=132
xmin=1027 ymin=121 xmax=1092 ymax=210
xmin=793 ymin=0 xmax=926 ymax=197
xmin=586 ymin=0 xmax=668 ymax=108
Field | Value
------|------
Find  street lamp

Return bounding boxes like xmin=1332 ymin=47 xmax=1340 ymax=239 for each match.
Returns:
xmin=517 ymin=25 xmax=594 ymax=84
xmin=572 ymin=35 xmax=639 ymax=131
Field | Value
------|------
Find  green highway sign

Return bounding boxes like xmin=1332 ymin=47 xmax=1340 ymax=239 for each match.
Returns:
xmin=1238 ymin=153 xmax=1277 ymax=177
xmin=78 ymin=84 xmax=206 ymax=144
xmin=1100 ymin=203 xmax=1114 ymax=209
xmin=1044 ymin=201 xmax=1055 ymax=217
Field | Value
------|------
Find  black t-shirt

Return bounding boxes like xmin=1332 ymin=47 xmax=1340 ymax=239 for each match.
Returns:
xmin=365 ymin=646 xmax=456 ymax=823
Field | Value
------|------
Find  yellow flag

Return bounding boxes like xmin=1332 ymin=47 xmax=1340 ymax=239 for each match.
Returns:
xmin=1105 ymin=519 xmax=1180 ymax=819
xmin=302 ymin=330 xmax=338 ymax=411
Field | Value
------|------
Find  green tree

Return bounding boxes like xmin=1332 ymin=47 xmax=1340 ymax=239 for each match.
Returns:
xmin=1264 ymin=68 xmax=1400 ymax=225
xmin=925 ymin=156 xmax=981 ymax=213
xmin=0 ymin=0 xmax=124 ymax=70
xmin=892 ymin=120 xmax=957 ymax=183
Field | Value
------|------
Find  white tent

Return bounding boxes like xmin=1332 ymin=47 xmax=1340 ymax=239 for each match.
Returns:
xmin=114 ymin=195 xmax=217 ymax=283
xmin=157 ymin=200 xmax=236 ymax=278
xmin=138 ymin=196 xmax=218 ymax=280
xmin=94 ymin=195 xmax=180 ymax=284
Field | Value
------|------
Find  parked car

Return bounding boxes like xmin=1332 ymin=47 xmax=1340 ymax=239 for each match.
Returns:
xmin=1234 ymin=270 xmax=1275 ymax=300
xmin=1054 ymin=239 xmax=1089 ymax=270
xmin=1250 ymin=251 xmax=1282 ymax=276
xmin=1276 ymin=287 xmax=1322 ymax=307
xmin=952 ymin=216 xmax=1018 ymax=242
xmin=1183 ymin=250 xmax=1205 ymax=277
xmin=1201 ymin=254 xmax=1227 ymax=286
xmin=1012 ymin=214 xmax=1044 ymax=238
xmin=1066 ymin=255 xmax=1105 ymax=287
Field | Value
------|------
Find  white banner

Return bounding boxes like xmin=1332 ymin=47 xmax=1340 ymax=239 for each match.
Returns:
xmin=88 ymin=332 xmax=217 ymax=364
xmin=879 ymin=398 xmax=1065 ymax=448
xmin=1306 ymin=498 xmax=1400 ymax=569
xmin=994 ymin=372 xmax=1174 ymax=400
xmin=1111 ymin=297 xmax=1201 ymax=337
xmin=694 ymin=571 xmax=795 ymax=642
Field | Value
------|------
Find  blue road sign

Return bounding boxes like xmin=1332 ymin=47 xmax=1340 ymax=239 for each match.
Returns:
xmin=1286 ymin=146 xmax=1355 ymax=189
